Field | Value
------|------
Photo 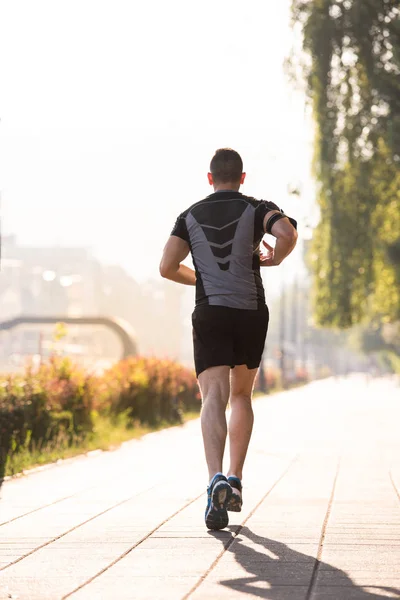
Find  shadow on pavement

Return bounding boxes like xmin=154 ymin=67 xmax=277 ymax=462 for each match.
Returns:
xmin=208 ymin=526 xmax=400 ymax=599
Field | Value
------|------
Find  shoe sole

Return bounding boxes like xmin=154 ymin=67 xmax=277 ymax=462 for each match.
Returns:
xmin=227 ymin=492 xmax=242 ymax=512
xmin=205 ymin=481 xmax=232 ymax=530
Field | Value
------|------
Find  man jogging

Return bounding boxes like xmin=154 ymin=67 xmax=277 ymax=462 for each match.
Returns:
xmin=160 ymin=148 xmax=298 ymax=530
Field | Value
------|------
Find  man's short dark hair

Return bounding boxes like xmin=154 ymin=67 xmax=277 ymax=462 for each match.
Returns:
xmin=210 ymin=148 xmax=243 ymax=183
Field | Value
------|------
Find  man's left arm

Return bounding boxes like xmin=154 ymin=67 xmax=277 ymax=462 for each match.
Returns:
xmin=159 ymin=236 xmax=196 ymax=285
xmin=260 ymin=204 xmax=298 ymax=267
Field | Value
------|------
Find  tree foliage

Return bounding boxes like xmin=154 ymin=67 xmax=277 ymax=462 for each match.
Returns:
xmin=291 ymin=0 xmax=400 ymax=327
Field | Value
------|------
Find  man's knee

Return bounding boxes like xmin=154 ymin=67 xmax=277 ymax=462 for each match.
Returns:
xmin=199 ymin=366 xmax=230 ymax=404
xmin=230 ymin=392 xmax=252 ymax=405
xmin=202 ymin=388 xmax=230 ymax=409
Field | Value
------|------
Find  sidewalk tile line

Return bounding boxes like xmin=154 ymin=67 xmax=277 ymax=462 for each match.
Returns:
xmin=0 ymin=484 xmax=158 ymax=572
xmin=182 ymin=453 xmax=299 ymax=600
xmin=62 ymin=492 xmax=204 ymax=599
xmin=0 ymin=487 xmax=100 ymax=528
xmin=306 ymin=457 xmax=341 ymax=600
xmin=1 ymin=463 xmax=164 ymax=528
xmin=1 ymin=447 xmax=187 ymax=527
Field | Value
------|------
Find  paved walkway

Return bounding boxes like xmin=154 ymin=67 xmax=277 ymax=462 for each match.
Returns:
xmin=0 ymin=375 xmax=399 ymax=600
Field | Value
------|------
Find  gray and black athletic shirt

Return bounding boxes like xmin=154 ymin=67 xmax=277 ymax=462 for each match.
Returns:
xmin=171 ymin=191 xmax=297 ymax=311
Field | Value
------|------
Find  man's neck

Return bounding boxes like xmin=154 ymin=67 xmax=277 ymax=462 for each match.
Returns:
xmin=213 ymin=184 xmax=241 ymax=192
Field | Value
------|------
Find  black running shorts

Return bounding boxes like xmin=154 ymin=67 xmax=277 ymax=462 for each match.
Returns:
xmin=192 ymin=305 xmax=269 ymax=377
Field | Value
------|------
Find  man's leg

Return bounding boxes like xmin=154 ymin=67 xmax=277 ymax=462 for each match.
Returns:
xmin=198 ymin=365 xmax=230 ymax=481
xmin=199 ymin=365 xmax=233 ymax=530
xmin=227 ymin=365 xmax=258 ymax=481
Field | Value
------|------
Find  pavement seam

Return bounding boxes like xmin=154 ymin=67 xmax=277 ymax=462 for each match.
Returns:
xmin=0 ymin=472 xmax=168 ymax=528
xmin=1 ymin=461 xmax=184 ymax=528
xmin=0 ymin=484 xmax=158 ymax=573
xmin=62 ymin=492 xmax=204 ymax=599
xmin=305 ymin=457 xmax=341 ymax=600
xmin=0 ymin=464 xmax=167 ymax=528
xmin=389 ymin=470 xmax=400 ymax=503
xmin=0 ymin=420 xmax=200 ymax=523
xmin=0 ymin=487 xmax=100 ymax=528
xmin=182 ymin=454 xmax=299 ymax=600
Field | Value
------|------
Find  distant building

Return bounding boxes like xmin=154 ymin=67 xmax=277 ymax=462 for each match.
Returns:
xmin=0 ymin=235 xmax=104 ymax=366
xmin=0 ymin=235 xmax=188 ymax=370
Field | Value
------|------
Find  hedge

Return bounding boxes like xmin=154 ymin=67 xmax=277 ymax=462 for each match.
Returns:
xmin=0 ymin=356 xmax=201 ymax=480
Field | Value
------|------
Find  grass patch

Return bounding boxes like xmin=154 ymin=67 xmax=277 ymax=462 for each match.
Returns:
xmin=5 ymin=410 xmax=200 ymax=478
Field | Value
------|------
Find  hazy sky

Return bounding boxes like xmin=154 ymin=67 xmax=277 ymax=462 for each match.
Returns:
xmin=0 ymin=0 xmax=315 ymax=287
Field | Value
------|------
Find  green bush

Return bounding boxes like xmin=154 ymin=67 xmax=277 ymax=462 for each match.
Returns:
xmin=103 ymin=357 xmax=200 ymax=426
xmin=0 ymin=356 xmax=200 ymax=479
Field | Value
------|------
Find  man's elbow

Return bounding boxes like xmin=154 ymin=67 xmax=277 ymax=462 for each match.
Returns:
xmin=283 ymin=228 xmax=298 ymax=246
xmin=159 ymin=261 xmax=176 ymax=279
xmin=159 ymin=261 xmax=169 ymax=279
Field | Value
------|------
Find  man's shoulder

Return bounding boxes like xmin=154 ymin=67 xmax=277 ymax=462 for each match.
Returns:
xmin=239 ymin=194 xmax=281 ymax=212
xmin=239 ymin=193 xmax=261 ymax=208
xmin=177 ymin=193 xmax=281 ymax=219
xmin=178 ymin=199 xmax=207 ymax=218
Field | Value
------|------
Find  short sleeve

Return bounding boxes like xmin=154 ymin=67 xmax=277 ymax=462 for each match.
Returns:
xmin=170 ymin=214 xmax=189 ymax=243
xmin=256 ymin=200 xmax=297 ymax=236
xmin=254 ymin=200 xmax=281 ymax=237
xmin=259 ymin=200 xmax=282 ymax=221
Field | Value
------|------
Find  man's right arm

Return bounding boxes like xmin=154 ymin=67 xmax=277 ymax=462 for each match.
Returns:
xmin=260 ymin=210 xmax=298 ymax=267
xmin=159 ymin=235 xmax=196 ymax=285
xmin=159 ymin=213 xmax=196 ymax=284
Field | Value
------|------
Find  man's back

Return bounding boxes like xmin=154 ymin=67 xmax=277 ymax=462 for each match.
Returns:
xmin=171 ymin=190 xmax=281 ymax=310
xmin=160 ymin=148 xmax=298 ymax=531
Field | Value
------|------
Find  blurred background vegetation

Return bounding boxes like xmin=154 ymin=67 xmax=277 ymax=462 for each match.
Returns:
xmin=289 ymin=0 xmax=400 ymax=372
xmin=1 ymin=0 xmax=399 ymax=477
xmin=0 ymin=355 xmax=201 ymax=479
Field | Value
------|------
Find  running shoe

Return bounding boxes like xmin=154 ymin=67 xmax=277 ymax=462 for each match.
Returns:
xmin=227 ymin=476 xmax=242 ymax=512
xmin=205 ymin=473 xmax=232 ymax=530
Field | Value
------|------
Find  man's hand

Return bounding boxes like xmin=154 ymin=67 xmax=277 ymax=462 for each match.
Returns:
xmin=261 ymin=211 xmax=298 ymax=266
xmin=260 ymin=240 xmax=281 ymax=267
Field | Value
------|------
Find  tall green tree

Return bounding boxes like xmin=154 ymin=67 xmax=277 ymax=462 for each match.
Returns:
xmin=291 ymin=0 xmax=400 ymax=327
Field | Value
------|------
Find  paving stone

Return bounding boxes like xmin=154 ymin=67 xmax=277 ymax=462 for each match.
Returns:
xmin=0 ymin=376 xmax=399 ymax=600
xmin=191 ymin=582 xmax=310 ymax=600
